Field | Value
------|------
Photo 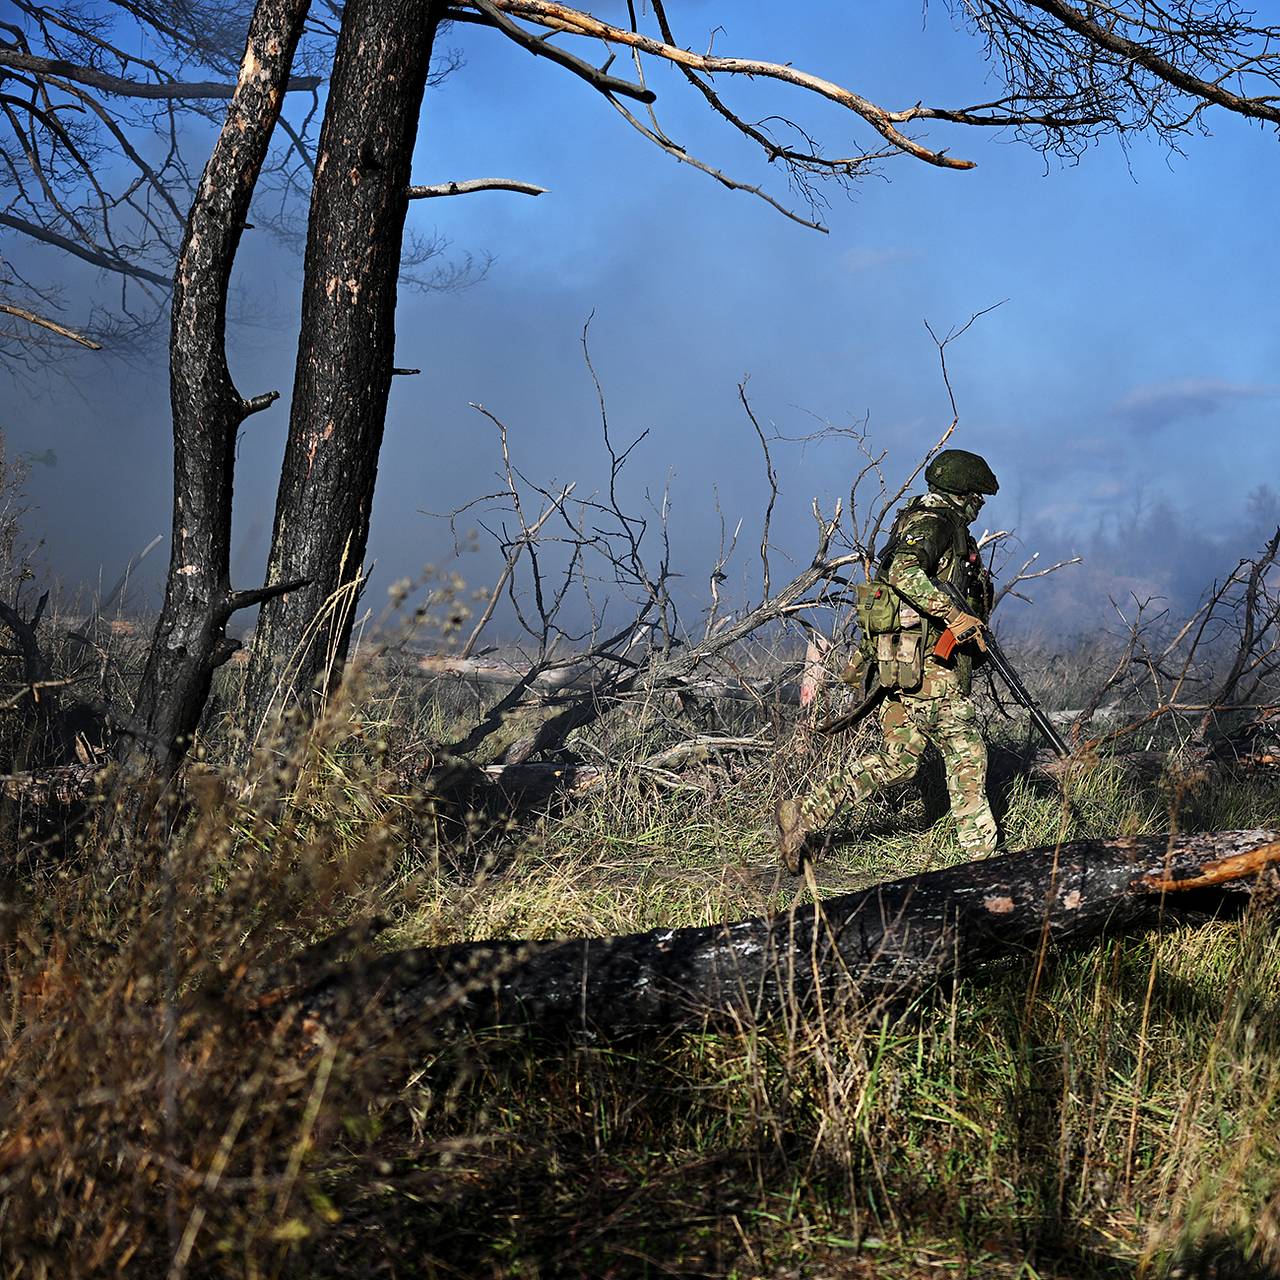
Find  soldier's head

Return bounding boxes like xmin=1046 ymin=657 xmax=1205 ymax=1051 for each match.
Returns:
xmin=925 ymin=449 xmax=997 ymax=521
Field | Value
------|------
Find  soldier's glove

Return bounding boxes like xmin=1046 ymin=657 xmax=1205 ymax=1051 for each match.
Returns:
xmin=838 ymin=651 xmax=868 ymax=687
xmin=944 ymin=605 xmax=988 ymax=652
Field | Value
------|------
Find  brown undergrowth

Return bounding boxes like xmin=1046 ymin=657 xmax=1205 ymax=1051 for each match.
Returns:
xmin=1 ymin=659 xmax=1280 ymax=1277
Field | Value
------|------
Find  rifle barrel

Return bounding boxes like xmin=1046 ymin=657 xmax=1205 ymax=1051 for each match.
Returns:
xmin=983 ymin=635 xmax=1072 ymax=758
xmin=933 ymin=579 xmax=1072 ymax=759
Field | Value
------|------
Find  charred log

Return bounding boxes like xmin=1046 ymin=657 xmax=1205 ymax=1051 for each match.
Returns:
xmin=292 ymin=830 xmax=1280 ymax=1043
xmin=0 ymin=763 xmax=105 ymax=806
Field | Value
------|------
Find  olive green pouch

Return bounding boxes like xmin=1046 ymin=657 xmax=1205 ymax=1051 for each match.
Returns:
xmin=855 ymin=581 xmax=900 ymax=636
xmin=875 ymin=630 xmax=924 ymax=691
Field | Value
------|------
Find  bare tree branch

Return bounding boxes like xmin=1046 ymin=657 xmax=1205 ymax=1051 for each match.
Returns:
xmin=602 ymin=94 xmax=831 ymax=232
xmin=223 ymin=575 xmax=312 ymax=618
xmin=0 ymin=47 xmax=321 ymax=101
xmin=1021 ymin=0 xmax=1280 ymax=126
xmin=738 ymin=379 xmax=776 ymax=602
xmin=407 ymin=177 xmax=548 ymax=199
xmin=0 ymin=301 xmax=101 ymax=348
xmin=479 ymin=0 xmax=978 ymax=169
xmin=0 ymin=210 xmax=171 ymax=287
xmin=468 ymin=0 xmax=656 ymax=103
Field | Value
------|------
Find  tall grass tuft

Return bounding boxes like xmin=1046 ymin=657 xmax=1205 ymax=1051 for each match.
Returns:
xmin=0 ymin=682 xmax=424 ymax=1277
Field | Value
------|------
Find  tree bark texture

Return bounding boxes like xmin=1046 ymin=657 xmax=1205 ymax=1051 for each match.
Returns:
xmin=291 ymin=830 xmax=1280 ymax=1042
xmin=131 ymin=0 xmax=312 ymax=774
xmin=0 ymin=763 xmax=105 ymax=806
xmin=243 ymin=0 xmax=441 ymax=736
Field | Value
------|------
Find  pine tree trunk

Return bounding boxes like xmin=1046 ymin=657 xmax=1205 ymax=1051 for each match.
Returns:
xmin=130 ymin=0 xmax=311 ymax=775
xmin=242 ymin=0 xmax=440 ymax=739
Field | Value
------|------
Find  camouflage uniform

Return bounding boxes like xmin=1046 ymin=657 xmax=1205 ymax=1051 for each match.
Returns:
xmin=790 ymin=488 xmax=999 ymax=858
xmin=797 ymin=659 xmax=997 ymax=854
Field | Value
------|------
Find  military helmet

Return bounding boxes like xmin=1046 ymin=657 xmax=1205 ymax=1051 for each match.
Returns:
xmin=925 ymin=448 xmax=998 ymax=496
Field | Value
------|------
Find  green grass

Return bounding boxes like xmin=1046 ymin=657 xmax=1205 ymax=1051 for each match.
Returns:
xmin=359 ymin=719 xmax=1280 ymax=1278
xmin=2 ymin=660 xmax=1280 ymax=1278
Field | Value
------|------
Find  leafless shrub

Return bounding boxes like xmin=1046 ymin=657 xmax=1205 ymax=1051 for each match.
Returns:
xmin=1063 ymin=528 xmax=1280 ymax=755
xmin=416 ymin=312 xmax=1081 ymax=798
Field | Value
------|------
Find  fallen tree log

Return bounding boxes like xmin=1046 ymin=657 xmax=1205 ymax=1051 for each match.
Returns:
xmin=415 ymin=652 xmax=802 ymax=706
xmin=0 ymin=763 xmax=106 ymax=805
xmin=292 ymin=829 xmax=1280 ymax=1042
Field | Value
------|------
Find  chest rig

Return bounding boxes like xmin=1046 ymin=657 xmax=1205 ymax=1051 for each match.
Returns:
xmin=855 ymin=497 xmax=981 ymax=692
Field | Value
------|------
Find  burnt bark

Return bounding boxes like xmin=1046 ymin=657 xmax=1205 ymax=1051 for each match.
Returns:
xmin=0 ymin=763 xmax=104 ymax=806
xmin=129 ymin=0 xmax=312 ymax=775
xmin=242 ymin=0 xmax=441 ymax=736
xmin=292 ymin=829 xmax=1280 ymax=1042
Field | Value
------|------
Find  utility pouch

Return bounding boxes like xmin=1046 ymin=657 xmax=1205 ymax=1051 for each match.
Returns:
xmin=855 ymin=581 xmax=900 ymax=637
xmin=876 ymin=629 xmax=924 ymax=692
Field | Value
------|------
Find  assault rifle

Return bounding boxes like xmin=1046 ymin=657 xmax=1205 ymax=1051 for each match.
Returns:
xmin=933 ymin=579 xmax=1072 ymax=759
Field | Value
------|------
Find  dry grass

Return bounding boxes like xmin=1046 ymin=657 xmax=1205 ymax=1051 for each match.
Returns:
xmin=1 ymin=649 xmax=1279 ymax=1277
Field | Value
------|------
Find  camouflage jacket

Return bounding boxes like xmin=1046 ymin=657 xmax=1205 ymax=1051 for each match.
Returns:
xmin=877 ymin=492 xmax=988 ymax=689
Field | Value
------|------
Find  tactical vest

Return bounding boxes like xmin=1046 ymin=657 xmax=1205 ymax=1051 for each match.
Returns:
xmin=860 ymin=497 xmax=984 ymax=693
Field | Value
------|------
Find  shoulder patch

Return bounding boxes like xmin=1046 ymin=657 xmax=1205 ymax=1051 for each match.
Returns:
xmin=889 ymin=512 xmax=948 ymax=566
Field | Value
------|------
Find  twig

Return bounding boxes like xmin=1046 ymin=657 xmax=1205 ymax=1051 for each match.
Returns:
xmin=738 ymin=378 xmax=777 ymax=602
xmin=0 ymin=301 xmax=101 ymax=348
xmin=407 ymin=178 xmax=548 ymax=198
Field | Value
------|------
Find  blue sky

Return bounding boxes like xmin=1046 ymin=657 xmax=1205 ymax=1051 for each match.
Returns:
xmin=6 ymin=3 xmax=1280 ymax=630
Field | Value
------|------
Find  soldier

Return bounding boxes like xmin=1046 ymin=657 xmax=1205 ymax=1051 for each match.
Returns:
xmin=775 ymin=448 xmax=1000 ymax=873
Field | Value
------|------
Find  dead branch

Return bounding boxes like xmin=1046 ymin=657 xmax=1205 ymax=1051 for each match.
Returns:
xmin=0 ymin=762 xmax=105 ymax=806
xmin=1073 ymin=530 xmax=1280 ymax=751
xmin=476 ymin=0 xmax=977 ymax=169
xmin=1197 ymin=527 xmax=1280 ymax=740
xmin=602 ymin=94 xmax=831 ymax=233
xmin=0 ymin=301 xmax=101 ymax=349
xmin=0 ymin=1 xmax=326 ymax=370
xmin=1019 ymin=0 xmax=1280 ymax=127
xmin=0 ymin=47 xmax=321 ymax=100
xmin=417 ymin=653 xmax=799 ymax=705
xmin=459 ymin=401 xmax=577 ymax=659
xmin=407 ymin=178 xmax=548 ymax=199
xmin=468 ymin=0 xmax=655 ymax=102
xmin=0 ymin=211 xmax=171 ymax=288
xmin=703 ymin=502 xmax=741 ymax=641
xmin=738 ymin=379 xmax=777 ymax=603
xmin=986 ymin=546 xmax=1084 ymax=611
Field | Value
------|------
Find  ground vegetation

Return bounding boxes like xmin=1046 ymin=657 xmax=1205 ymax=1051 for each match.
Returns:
xmin=0 ymin=428 xmax=1277 ymax=1275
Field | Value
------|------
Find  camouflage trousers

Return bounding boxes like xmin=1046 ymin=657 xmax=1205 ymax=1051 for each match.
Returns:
xmin=798 ymin=662 xmax=998 ymax=855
